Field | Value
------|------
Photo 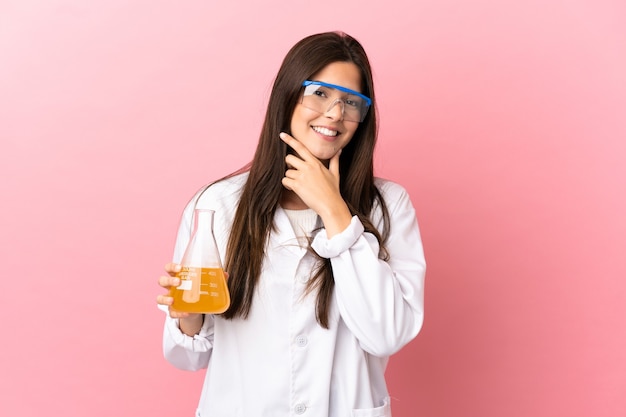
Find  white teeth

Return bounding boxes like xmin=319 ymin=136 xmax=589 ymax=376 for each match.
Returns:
xmin=312 ymin=126 xmax=338 ymax=137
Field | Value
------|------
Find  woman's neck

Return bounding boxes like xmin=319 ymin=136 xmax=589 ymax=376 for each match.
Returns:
xmin=280 ymin=189 xmax=309 ymax=210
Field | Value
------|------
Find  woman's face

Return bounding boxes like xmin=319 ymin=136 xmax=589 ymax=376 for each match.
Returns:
xmin=290 ymin=61 xmax=363 ymax=164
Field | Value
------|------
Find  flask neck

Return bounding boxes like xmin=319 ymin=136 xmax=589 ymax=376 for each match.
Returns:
xmin=192 ymin=209 xmax=215 ymax=233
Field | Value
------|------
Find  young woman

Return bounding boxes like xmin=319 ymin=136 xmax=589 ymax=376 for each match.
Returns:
xmin=157 ymin=31 xmax=426 ymax=417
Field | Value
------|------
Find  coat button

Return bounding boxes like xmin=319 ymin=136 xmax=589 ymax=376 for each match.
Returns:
xmin=295 ymin=335 xmax=308 ymax=347
xmin=294 ymin=403 xmax=307 ymax=414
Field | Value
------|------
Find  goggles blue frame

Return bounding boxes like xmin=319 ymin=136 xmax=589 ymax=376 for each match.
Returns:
xmin=302 ymin=80 xmax=372 ymax=107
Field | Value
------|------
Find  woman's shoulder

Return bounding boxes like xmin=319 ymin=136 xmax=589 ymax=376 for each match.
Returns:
xmin=373 ymin=177 xmax=410 ymax=199
xmin=192 ymin=171 xmax=249 ymax=209
xmin=372 ymin=177 xmax=418 ymax=219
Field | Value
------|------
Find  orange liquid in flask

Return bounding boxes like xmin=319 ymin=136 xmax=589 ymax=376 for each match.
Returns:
xmin=170 ymin=266 xmax=230 ymax=314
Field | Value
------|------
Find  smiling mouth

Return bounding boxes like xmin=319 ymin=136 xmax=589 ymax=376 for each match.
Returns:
xmin=312 ymin=126 xmax=340 ymax=137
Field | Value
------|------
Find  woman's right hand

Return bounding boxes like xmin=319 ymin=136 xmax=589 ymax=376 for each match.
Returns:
xmin=157 ymin=263 xmax=204 ymax=335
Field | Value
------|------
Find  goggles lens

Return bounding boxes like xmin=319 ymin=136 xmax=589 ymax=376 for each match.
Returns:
xmin=301 ymin=80 xmax=371 ymax=123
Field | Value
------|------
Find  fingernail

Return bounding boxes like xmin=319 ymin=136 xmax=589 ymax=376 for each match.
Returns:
xmin=279 ymin=132 xmax=287 ymax=140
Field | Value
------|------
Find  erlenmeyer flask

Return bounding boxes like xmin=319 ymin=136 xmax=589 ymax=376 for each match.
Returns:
xmin=169 ymin=209 xmax=230 ymax=314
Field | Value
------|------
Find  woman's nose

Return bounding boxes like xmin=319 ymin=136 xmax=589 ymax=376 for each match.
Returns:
xmin=324 ymin=99 xmax=344 ymax=121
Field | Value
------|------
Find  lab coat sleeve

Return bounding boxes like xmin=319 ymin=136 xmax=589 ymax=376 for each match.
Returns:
xmin=163 ymin=315 xmax=215 ymax=371
xmin=311 ymin=182 xmax=426 ymax=357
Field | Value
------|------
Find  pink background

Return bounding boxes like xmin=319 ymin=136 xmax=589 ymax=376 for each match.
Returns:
xmin=1 ymin=1 xmax=625 ymax=416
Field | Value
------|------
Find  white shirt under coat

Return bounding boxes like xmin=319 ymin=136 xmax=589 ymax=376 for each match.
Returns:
xmin=162 ymin=172 xmax=426 ymax=417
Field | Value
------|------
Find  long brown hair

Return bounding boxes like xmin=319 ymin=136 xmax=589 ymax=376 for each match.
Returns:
xmin=219 ymin=31 xmax=390 ymax=328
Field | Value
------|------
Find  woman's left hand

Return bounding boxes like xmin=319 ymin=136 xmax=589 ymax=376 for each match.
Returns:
xmin=280 ymin=132 xmax=352 ymax=237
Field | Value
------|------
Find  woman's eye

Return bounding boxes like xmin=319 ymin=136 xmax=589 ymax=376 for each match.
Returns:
xmin=345 ymin=99 xmax=360 ymax=108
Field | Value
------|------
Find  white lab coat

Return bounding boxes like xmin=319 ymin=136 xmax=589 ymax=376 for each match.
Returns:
xmin=162 ymin=172 xmax=426 ymax=417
